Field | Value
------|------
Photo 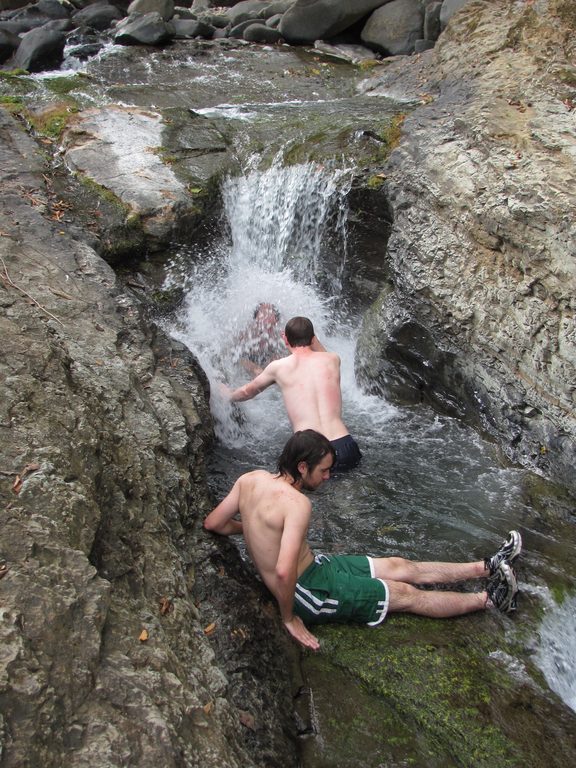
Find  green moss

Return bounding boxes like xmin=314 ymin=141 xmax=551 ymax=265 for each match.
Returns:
xmin=379 ymin=113 xmax=405 ymax=153
xmin=0 ymin=96 xmax=23 ymax=107
xmin=311 ymin=618 xmax=523 ymax=767
xmin=76 ymin=174 xmax=131 ymax=214
xmin=28 ymin=103 xmax=80 ymax=139
xmin=283 ymin=131 xmax=329 ymax=165
xmin=0 ymin=69 xmax=29 ymax=78
xmin=357 ymin=59 xmax=381 ymax=72
xmin=43 ymin=74 xmax=90 ymax=96
xmin=367 ymin=173 xmax=386 ymax=189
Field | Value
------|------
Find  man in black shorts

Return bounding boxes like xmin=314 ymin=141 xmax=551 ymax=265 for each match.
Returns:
xmin=204 ymin=430 xmax=521 ymax=650
xmin=224 ymin=316 xmax=362 ymax=471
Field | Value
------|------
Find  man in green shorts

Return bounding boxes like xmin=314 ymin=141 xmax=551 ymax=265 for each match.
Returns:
xmin=204 ymin=430 xmax=521 ymax=650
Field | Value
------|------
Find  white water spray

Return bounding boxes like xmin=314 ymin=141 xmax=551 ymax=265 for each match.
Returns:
xmin=534 ymin=591 xmax=576 ymax=712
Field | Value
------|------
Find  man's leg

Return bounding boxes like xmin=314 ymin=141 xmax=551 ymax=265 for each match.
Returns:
xmin=371 ymin=530 xmax=522 ymax=586
xmin=386 ymin=580 xmax=487 ymax=617
xmin=372 ymin=556 xmax=485 ymax=585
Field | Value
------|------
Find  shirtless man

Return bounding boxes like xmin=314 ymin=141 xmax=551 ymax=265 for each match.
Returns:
xmin=225 ymin=316 xmax=362 ymax=471
xmin=204 ymin=430 xmax=521 ymax=650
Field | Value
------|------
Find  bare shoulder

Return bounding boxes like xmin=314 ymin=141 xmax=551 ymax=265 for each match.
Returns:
xmin=238 ymin=468 xmax=273 ymax=487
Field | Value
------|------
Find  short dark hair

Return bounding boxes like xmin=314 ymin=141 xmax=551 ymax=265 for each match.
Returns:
xmin=284 ymin=316 xmax=314 ymax=347
xmin=277 ymin=429 xmax=335 ymax=483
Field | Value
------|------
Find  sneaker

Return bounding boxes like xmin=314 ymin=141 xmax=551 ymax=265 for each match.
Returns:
xmin=487 ymin=562 xmax=519 ymax=614
xmin=484 ymin=530 xmax=522 ymax=575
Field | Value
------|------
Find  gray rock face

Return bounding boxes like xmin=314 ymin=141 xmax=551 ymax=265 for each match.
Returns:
xmin=0 ymin=107 xmax=298 ymax=767
xmin=357 ymin=0 xmax=576 ymax=489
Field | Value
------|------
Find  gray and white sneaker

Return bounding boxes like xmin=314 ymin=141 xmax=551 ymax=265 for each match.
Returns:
xmin=484 ymin=530 xmax=522 ymax=575
xmin=487 ymin=562 xmax=519 ymax=614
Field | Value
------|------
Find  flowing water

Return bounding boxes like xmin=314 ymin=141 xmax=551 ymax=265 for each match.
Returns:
xmin=165 ymin=161 xmax=576 ymax=731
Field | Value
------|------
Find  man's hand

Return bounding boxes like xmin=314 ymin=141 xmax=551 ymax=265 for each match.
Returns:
xmin=218 ymin=382 xmax=233 ymax=399
xmin=284 ymin=616 xmax=320 ymax=651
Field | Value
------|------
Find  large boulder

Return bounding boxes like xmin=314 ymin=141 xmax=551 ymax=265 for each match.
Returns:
xmin=71 ymin=2 xmax=124 ymax=31
xmin=361 ymin=0 xmax=424 ymax=56
xmin=0 ymin=28 xmax=21 ymax=63
xmin=279 ymin=0 xmax=390 ymax=44
xmin=12 ymin=27 xmax=66 ymax=71
xmin=114 ymin=10 xmax=175 ymax=44
xmin=127 ymin=0 xmax=176 ymax=22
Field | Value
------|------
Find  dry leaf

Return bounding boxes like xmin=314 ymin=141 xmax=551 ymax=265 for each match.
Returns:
xmin=139 ymin=629 xmax=149 ymax=642
xmin=12 ymin=476 xmax=23 ymax=494
xmin=203 ymin=701 xmax=214 ymax=715
xmin=203 ymin=622 xmax=216 ymax=636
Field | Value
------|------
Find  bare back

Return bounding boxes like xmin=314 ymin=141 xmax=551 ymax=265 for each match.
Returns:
xmin=267 ymin=349 xmax=348 ymax=440
xmin=237 ymin=470 xmax=314 ymax=593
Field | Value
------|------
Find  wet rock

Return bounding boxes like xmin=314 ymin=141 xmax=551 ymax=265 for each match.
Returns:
xmin=37 ymin=0 xmax=71 ymax=19
xmin=172 ymin=17 xmax=214 ymax=37
xmin=114 ymin=10 xmax=176 ymax=45
xmin=12 ymin=26 xmax=66 ymax=71
xmin=313 ymin=39 xmax=379 ymax=64
xmin=71 ymin=2 xmax=124 ymax=31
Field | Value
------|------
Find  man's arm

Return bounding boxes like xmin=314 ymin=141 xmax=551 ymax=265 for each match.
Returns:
xmin=204 ymin=479 xmax=243 ymax=536
xmin=225 ymin=362 xmax=278 ymax=403
xmin=310 ymin=335 xmax=327 ymax=352
xmin=274 ymin=501 xmax=320 ymax=651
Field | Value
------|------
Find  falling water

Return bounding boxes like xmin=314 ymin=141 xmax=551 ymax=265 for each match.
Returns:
xmin=534 ymin=591 xmax=576 ymax=712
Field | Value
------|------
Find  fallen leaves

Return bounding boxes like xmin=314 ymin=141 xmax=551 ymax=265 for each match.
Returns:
xmin=203 ymin=622 xmax=216 ymax=636
xmin=139 ymin=628 xmax=149 ymax=642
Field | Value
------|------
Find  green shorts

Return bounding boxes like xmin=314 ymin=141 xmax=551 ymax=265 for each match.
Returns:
xmin=294 ymin=554 xmax=389 ymax=626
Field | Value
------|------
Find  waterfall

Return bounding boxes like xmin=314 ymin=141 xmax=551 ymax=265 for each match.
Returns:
xmin=166 ymin=160 xmax=374 ymax=449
